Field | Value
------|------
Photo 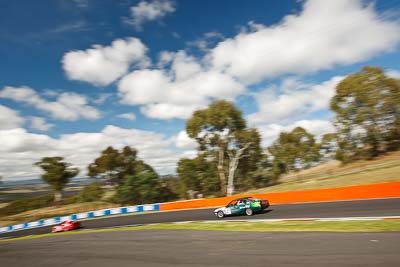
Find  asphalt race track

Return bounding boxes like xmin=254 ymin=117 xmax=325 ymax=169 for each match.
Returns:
xmin=1 ymin=198 xmax=400 ymax=239
xmin=1 ymin=230 xmax=400 ymax=267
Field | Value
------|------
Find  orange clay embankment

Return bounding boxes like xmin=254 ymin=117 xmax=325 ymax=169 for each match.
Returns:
xmin=160 ymin=182 xmax=400 ymax=211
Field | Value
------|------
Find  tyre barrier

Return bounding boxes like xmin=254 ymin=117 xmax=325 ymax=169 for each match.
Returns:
xmin=0 ymin=204 xmax=160 ymax=234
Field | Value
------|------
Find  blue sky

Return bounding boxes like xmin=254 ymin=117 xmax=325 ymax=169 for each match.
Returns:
xmin=1 ymin=0 xmax=400 ymax=181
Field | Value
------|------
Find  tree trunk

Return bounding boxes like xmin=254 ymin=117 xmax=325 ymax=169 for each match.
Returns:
xmin=54 ymin=190 xmax=62 ymax=202
xmin=226 ymin=160 xmax=238 ymax=196
xmin=227 ymin=143 xmax=251 ymax=196
xmin=217 ymin=146 xmax=227 ymax=196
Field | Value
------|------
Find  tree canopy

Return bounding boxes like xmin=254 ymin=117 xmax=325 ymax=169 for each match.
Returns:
xmin=185 ymin=100 xmax=263 ymax=196
xmin=88 ymin=146 xmax=138 ymax=185
xmin=35 ymin=157 xmax=79 ymax=202
xmin=268 ymin=127 xmax=320 ymax=176
xmin=177 ymin=155 xmax=219 ymax=198
xmin=331 ymin=66 xmax=400 ymax=161
xmin=114 ymin=168 xmax=169 ymax=205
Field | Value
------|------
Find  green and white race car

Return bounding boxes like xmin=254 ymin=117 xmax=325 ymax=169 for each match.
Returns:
xmin=213 ymin=197 xmax=269 ymax=218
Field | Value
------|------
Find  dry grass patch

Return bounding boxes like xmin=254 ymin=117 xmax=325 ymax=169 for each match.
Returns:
xmin=244 ymin=151 xmax=400 ymax=194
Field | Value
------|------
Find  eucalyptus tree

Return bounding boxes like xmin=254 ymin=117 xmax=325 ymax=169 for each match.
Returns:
xmin=35 ymin=157 xmax=79 ymax=202
xmin=331 ymin=66 xmax=400 ymax=161
xmin=268 ymin=127 xmax=320 ymax=176
xmin=88 ymin=146 xmax=138 ymax=185
xmin=186 ymin=100 xmax=261 ymax=196
xmin=319 ymin=133 xmax=338 ymax=161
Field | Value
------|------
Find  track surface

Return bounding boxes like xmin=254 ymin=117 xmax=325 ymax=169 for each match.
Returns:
xmin=1 ymin=230 xmax=399 ymax=267
xmin=1 ymin=198 xmax=400 ymax=239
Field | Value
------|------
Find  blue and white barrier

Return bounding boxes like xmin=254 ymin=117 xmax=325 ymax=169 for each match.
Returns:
xmin=0 ymin=203 xmax=160 ymax=234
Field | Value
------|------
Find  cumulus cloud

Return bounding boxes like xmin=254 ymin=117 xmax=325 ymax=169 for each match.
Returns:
xmin=0 ymin=105 xmax=25 ymax=130
xmin=209 ymin=0 xmax=400 ymax=84
xmin=62 ymin=38 xmax=149 ymax=86
xmin=118 ymin=51 xmax=245 ymax=119
xmin=187 ymin=31 xmax=225 ymax=51
xmin=0 ymin=86 xmax=101 ymax=121
xmin=174 ymin=130 xmax=197 ymax=149
xmin=118 ymin=0 xmax=399 ymax=120
xmin=257 ymin=119 xmax=335 ymax=146
xmin=92 ymin=93 xmax=112 ymax=105
xmin=29 ymin=117 xmax=54 ymax=131
xmin=387 ymin=69 xmax=400 ymax=78
xmin=248 ymin=76 xmax=343 ymax=125
xmin=126 ymin=0 xmax=176 ymax=31
xmin=247 ymin=76 xmax=341 ymax=145
xmin=0 ymin=125 xmax=187 ymax=180
xmin=117 ymin=113 xmax=136 ymax=121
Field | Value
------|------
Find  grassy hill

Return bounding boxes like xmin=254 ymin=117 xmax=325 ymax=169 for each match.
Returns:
xmin=244 ymin=150 xmax=400 ymax=194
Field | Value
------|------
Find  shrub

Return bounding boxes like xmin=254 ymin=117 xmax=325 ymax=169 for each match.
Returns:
xmin=0 ymin=194 xmax=54 ymax=217
xmin=78 ymin=182 xmax=104 ymax=203
xmin=61 ymin=195 xmax=79 ymax=205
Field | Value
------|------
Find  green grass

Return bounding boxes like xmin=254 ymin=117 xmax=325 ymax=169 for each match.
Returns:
xmin=2 ymin=220 xmax=400 ymax=242
xmin=139 ymin=220 xmax=400 ymax=232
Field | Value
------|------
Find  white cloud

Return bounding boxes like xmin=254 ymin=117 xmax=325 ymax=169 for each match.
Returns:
xmin=117 ymin=0 xmax=399 ymax=120
xmin=29 ymin=117 xmax=54 ymax=131
xmin=118 ymin=51 xmax=245 ymax=119
xmin=387 ymin=69 xmax=400 ymax=78
xmin=257 ymin=119 xmax=335 ymax=146
xmin=117 ymin=113 xmax=136 ymax=121
xmin=92 ymin=93 xmax=112 ymax=105
xmin=119 ymin=69 xmax=170 ymax=105
xmin=0 ymin=86 xmax=101 ymax=121
xmin=62 ymin=38 xmax=149 ymax=86
xmin=139 ymin=103 xmax=202 ymax=120
xmin=247 ymin=76 xmax=342 ymax=146
xmin=187 ymin=31 xmax=225 ymax=51
xmin=0 ymin=105 xmax=25 ymax=130
xmin=248 ymin=76 xmax=343 ymax=125
xmin=126 ymin=0 xmax=176 ymax=31
xmin=72 ymin=0 xmax=89 ymax=9
xmin=209 ymin=0 xmax=400 ymax=84
xmin=0 ymin=125 xmax=188 ymax=180
xmin=174 ymin=130 xmax=197 ymax=149
xmin=0 ymin=128 xmax=56 ymax=153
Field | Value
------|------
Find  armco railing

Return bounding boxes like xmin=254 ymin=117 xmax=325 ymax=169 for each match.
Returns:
xmin=0 ymin=204 xmax=160 ymax=234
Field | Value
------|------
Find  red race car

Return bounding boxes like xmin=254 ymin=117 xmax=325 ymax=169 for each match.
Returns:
xmin=52 ymin=220 xmax=81 ymax=233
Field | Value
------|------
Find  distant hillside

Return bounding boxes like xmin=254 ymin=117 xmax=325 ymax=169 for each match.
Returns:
xmin=0 ymin=177 xmax=93 ymax=188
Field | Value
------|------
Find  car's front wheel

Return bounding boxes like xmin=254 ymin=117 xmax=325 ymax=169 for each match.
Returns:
xmin=245 ymin=208 xmax=253 ymax=216
xmin=216 ymin=211 xmax=224 ymax=218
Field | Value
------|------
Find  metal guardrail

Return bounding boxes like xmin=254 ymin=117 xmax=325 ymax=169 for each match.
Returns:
xmin=0 ymin=204 xmax=160 ymax=233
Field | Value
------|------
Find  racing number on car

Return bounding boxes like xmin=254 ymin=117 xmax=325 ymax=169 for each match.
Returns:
xmin=224 ymin=207 xmax=231 ymax=215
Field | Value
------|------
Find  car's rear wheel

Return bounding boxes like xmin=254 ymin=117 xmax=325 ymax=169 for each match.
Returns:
xmin=245 ymin=208 xmax=253 ymax=216
xmin=216 ymin=211 xmax=224 ymax=218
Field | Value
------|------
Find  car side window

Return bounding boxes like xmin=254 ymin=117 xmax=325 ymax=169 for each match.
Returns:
xmin=227 ymin=200 xmax=237 ymax=207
